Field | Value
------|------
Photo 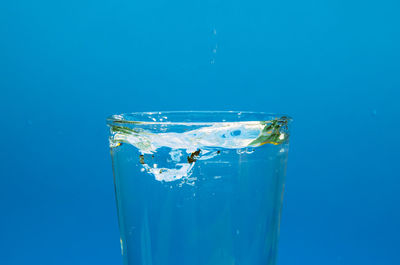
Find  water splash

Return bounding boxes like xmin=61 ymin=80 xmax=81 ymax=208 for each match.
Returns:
xmin=110 ymin=118 xmax=289 ymax=182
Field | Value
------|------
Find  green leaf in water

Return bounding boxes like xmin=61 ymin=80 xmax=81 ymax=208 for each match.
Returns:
xmin=249 ymin=118 xmax=289 ymax=146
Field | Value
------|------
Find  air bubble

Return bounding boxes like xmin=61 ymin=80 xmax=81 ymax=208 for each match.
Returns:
xmin=231 ymin=130 xmax=241 ymax=136
xmin=236 ymin=149 xmax=246 ymax=154
xmin=245 ymin=148 xmax=255 ymax=154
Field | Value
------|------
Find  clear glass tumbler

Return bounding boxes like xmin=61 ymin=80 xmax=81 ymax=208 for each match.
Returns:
xmin=107 ymin=111 xmax=292 ymax=265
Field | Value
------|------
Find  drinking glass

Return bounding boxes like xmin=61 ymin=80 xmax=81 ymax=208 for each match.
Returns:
xmin=107 ymin=111 xmax=292 ymax=265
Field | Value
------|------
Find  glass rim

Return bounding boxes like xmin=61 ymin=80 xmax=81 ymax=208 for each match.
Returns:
xmin=107 ymin=111 xmax=292 ymax=126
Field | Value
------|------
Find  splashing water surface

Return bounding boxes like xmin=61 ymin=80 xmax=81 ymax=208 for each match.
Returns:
xmin=109 ymin=118 xmax=289 ymax=183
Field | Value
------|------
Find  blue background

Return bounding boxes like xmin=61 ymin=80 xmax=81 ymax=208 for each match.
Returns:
xmin=1 ymin=0 xmax=399 ymax=264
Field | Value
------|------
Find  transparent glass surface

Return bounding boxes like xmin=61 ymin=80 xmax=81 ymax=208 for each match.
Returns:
xmin=107 ymin=111 xmax=292 ymax=265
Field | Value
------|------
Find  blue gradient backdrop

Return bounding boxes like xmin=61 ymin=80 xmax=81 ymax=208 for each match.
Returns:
xmin=1 ymin=0 xmax=399 ymax=264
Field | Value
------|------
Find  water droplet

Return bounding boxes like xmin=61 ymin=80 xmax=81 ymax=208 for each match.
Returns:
xmin=213 ymin=48 xmax=217 ymax=53
xmin=214 ymin=176 xmax=222 ymax=179
xmin=236 ymin=229 xmax=240 ymax=235
xmin=210 ymin=59 xmax=215 ymax=64
xmin=213 ymin=29 xmax=217 ymax=35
